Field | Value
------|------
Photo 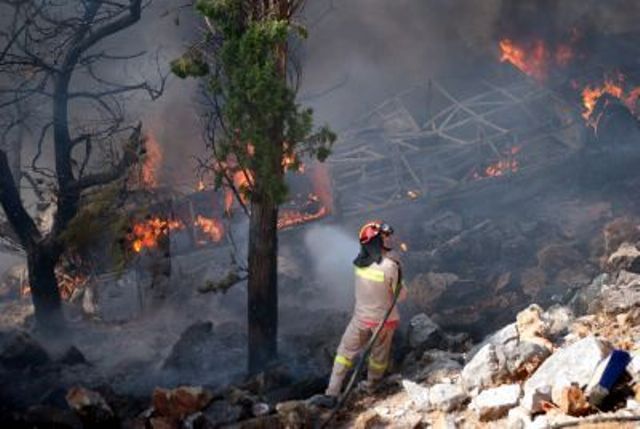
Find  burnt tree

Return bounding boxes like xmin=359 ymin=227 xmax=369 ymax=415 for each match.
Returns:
xmin=173 ymin=0 xmax=335 ymax=373
xmin=0 ymin=0 xmax=165 ymax=334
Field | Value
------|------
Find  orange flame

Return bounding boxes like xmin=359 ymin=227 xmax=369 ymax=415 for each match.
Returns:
xmin=141 ymin=133 xmax=163 ymax=188
xmin=128 ymin=217 xmax=183 ymax=253
xmin=58 ymin=274 xmax=88 ymax=301
xmin=282 ymin=153 xmax=304 ymax=172
xmin=21 ymin=272 xmax=88 ymax=301
xmin=499 ymin=39 xmax=549 ymax=82
xmin=194 ymin=215 xmax=224 ymax=243
xmin=224 ymin=169 xmax=253 ymax=214
xmin=499 ymin=38 xmax=576 ymax=82
xmin=581 ymin=74 xmax=640 ymax=128
xmin=484 ymin=158 xmax=519 ymax=177
xmin=473 ymin=146 xmax=521 ymax=180
xmin=129 ymin=214 xmax=228 ymax=252
xmin=278 ymin=199 xmax=328 ymax=229
xmin=277 ymin=163 xmax=333 ymax=229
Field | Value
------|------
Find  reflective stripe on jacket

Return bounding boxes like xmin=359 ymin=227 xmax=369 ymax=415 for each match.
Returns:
xmin=353 ymin=256 xmax=406 ymax=328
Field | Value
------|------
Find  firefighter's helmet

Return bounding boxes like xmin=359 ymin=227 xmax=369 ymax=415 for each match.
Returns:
xmin=359 ymin=221 xmax=393 ymax=244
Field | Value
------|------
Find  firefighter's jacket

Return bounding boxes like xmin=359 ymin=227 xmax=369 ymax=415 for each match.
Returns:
xmin=353 ymin=255 xmax=407 ymax=329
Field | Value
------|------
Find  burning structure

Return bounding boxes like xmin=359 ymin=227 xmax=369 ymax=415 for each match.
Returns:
xmin=328 ymin=72 xmax=581 ymax=217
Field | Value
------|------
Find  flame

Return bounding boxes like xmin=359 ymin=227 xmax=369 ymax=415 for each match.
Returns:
xmin=128 ymin=215 xmax=227 ymax=252
xmin=128 ymin=217 xmax=183 ymax=253
xmin=141 ymin=133 xmax=163 ymax=188
xmin=58 ymin=274 xmax=88 ymax=301
xmin=278 ymin=199 xmax=328 ymax=229
xmin=581 ymin=74 xmax=640 ymax=128
xmin=484 ymin=158 xmax=519 ymax=177
xmin=309 ymin=162 xmax=333 ymax=213
xmin=473 ymin=146 xmax=521 ymax=180
xmin=21 ymin=272 xmax=88 ymax=301
xmin=499 ymin=39 xmax=549 ymax=81
xmin=196 ymin=181 xmax=206 ymax=191
xmin=282 ymin=142 xmax=304 ymax=173
xmin=499 ymin=38 xmax=576 ymax=82
xmin=282 ymin=153 xmax=304 ymax=173
xmin=400 ymin=243 xmax=408 ymax=252
xmin=194 ymin=215 xmax=224 ymax=243
xmin=277 ymin=163 xmax=333 ymax=229
xmin=224 ymin=169 xmax=253 ymax=214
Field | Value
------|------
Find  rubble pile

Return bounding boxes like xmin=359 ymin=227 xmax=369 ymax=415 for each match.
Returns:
xmin=329 ymin=234 xmax=640 ymax=428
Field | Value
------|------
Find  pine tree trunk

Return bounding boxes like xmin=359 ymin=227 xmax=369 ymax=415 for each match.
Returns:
xmin=247 ymin=198 xmax=279 ymax=374
xmin=27 ymin=246 xmax=65 ymax=335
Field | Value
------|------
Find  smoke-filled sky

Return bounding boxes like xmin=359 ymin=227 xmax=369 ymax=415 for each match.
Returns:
xmin=2 ymin=0 xmax=640 ymax=271
xmin=299 ymin=0 xmax=640 ymax=129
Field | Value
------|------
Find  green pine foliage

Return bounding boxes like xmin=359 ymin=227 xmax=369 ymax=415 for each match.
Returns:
xmin=172 ymin=0 xmax=336 ymax=205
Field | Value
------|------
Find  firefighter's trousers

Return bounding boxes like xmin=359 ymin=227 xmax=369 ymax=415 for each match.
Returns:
xmin=325 ymin=317 xmax=395 ymax=397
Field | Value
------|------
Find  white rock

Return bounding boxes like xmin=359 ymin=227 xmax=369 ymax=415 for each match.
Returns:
xmin=550 ymin=375 xmax=574 ymax=406
xmin=520 ymin=385 xmax=551 ymax=414
xmin=529 ymin=414 xmax=550 ymax=429
xmin=462 ymin=322 xmax=550 ymax=393
xmin=461 ymin=343 xmax=502 ymax=392
xmin=507 ymin=341 xmax=551 ymax=376
xmin=522 ymin=336 xmax=611 ymax=413
xmin=434 ymin=413 xmax=458 ymax=429
xmin=507 ymin=406 xmax=531 ymax=429
xmin=402 ymin=380 xmax=430 ymax=411
xmin=491 ymin=323 xmax=520 ymax=346
xmin=601 ymin=270 xmax=640 ymax=314
xmin=627 ymin=399 xmax=640 ymax=410
xmin=627 ymin=352 xmax=640 ymax=381
xmin=429 ymin=383 xmax=468 ymax=412
xmin=543 ymin=305 xmax=574 ymax=338
xmin=470 ymin=384 xmax=521 ymax=421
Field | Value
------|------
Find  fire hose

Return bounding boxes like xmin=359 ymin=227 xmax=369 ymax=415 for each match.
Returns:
xmin=320 ymin=262 xmax=404 ymax=429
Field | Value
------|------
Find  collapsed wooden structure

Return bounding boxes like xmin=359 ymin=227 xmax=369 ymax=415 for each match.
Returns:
xmin=327 ymin=71 xmax=586 ymax=217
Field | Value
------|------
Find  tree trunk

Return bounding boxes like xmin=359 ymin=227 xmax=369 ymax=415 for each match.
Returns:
xmin=247 ymin=198 xmax=279 ymax=373
xmin=27 ymin=245 xmax=65 ymax=335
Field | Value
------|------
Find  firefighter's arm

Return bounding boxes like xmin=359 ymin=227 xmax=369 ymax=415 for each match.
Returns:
xmin=397 ymin=277 xmax=408 ymax=303
xmin=388 ymin=258 xmax=408 ymax=303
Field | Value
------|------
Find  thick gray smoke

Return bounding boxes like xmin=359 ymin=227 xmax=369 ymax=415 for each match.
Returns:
xmin=299 ymin=0 xmax=640 ymax=129
xmin=303 ymin=224 xmax=358 ymax=310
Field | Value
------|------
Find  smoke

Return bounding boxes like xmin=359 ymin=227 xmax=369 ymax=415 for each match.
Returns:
xmin=103 ymin=1 xmax=205 ymax=188
xmin=303 ymin=224 xmax=358 ymax=310
xmin=298 ymin=0 xmax=640 ymax=130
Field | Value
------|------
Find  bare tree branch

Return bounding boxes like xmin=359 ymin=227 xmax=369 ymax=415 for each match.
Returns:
xmin=0 ymin=149 xmax=41 ymax=249
xmin=73 ymin=123 xmax=141 ymax=190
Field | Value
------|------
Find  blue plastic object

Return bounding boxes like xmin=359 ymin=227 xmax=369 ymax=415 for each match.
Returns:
xmin=598 ymin=349 xmax=631 ymax=391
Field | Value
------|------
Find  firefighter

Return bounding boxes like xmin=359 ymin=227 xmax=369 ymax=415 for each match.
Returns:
xmin=311 ymin=221 xmax=407 ymax=408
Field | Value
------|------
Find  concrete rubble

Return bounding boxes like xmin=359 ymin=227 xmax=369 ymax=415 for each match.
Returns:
xmin=470 ymin=383 xmax=521 ymax=420
xmin=337 ymin=245 xmax=640 ymax=428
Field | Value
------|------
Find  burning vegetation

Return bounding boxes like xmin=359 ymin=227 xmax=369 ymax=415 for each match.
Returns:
xmin=580 ymin=74 xmax=640 ymax=129
xmin=128 ymin=217 xmax=184 ymax=253
xmin=498 ymin=30 xmax=581 ymax=82
xmin=123 ymin=133 xmax=333 ymax=254
xmin=140 ymin=133 xmax=163 ymax=188
xmin=473 ymin=147 xmax=521 ymax=180
xmin=498 ymin=31 xmax=640 ymax=133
